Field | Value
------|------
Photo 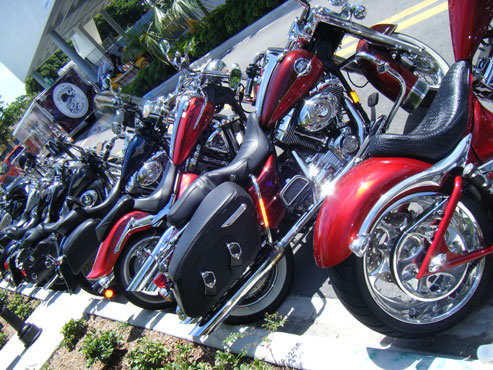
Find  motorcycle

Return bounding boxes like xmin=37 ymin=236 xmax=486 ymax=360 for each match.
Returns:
xmin=123 ymin=0 xmax=450 ymax=335
xmin=0 ymin=176 xmax=31 ymax=230
xmin=316 ymin=0 xmax=493 ymax=338
xmin=7 ymin=56 xmax=245 ymax=295
xmin=86 ymin=44 xmax=248 ymax=309
xmin=2 ymin=95 xmax=152 ymax=290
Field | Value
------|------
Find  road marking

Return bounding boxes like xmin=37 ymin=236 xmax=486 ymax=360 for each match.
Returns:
xmin=336 ymin=0 xmax=448 ymax=57
xmin=339 ymin=0 xmax=442 ymax=48
xmin=395 ymin=1 xmax=448 ymax=31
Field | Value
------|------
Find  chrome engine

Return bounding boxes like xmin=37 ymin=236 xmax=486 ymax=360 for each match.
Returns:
xmin=276 ymin=76 xmax=366 ymax=211
xmin=275 ymin=76 xmax=363 ymax=155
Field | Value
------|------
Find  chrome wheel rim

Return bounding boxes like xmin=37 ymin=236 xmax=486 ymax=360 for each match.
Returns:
xmin=231 ymin=255 xmax=287 ymax=316
xmin=122 ymin=235 xmax=162 ymax=303
xmin=363 ymin=192 xmax=485 ymax=325
xmin=393 ymin=33 xmax=449 ymax=89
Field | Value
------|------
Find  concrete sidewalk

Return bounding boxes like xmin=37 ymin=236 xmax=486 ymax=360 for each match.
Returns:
xmin=1 ymin=280 xmax=491 ymax=370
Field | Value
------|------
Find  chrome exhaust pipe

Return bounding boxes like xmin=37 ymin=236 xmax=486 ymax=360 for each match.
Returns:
xmin=190 ymin=246 xmax=284 ymax=337
xmin=43 ymin=273 xmax=59 ymax=290
xmin=190 ymin=195 xmax=327 ymax=337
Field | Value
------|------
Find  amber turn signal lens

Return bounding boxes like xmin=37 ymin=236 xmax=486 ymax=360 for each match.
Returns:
xmin=103 ymin=289 xmax=115 ymax=299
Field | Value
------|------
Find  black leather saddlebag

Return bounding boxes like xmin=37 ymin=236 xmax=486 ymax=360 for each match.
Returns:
xmin=168 ymin=182 xmax=261 ymax=318
xmin=62 ymin=218 xmax=100 ymax=275
xmin=21 ymin=237 xmax=57 ymax=284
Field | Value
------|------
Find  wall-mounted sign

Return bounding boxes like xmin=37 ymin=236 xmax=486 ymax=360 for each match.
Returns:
xmin=38 ymin=68 xmax=96 ymax=132
xmin=52 ymin=82 xmax=89 ymax=118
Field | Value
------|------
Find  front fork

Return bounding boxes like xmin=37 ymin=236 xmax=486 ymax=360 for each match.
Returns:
xmin=126 ymin=225 xmax=183 ymax=294
xmin=415 ymin=175 xmax=493 ymax=278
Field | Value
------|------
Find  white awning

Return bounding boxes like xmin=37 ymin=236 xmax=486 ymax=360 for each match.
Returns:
xmin=0 ymin=0 xmax=113 ymax=82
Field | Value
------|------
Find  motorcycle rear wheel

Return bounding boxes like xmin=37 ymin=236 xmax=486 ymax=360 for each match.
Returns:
xmin=226 ymin=247 xmax=294 ymax=325
xmin=329 ymin=192 xmax=492 ymax=338
xmin=114 ymin=229 xmax=174 ymax=310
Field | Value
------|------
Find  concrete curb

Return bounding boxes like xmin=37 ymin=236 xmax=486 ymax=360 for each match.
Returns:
xmin=1 ymin=281 xmax=490 ymax=370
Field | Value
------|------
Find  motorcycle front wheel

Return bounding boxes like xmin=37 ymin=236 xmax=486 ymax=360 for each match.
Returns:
xmin=114 ymin=229 xmax=174 ymax=310
xmin=226 ymin=247 xmax=294 ymax=325
xmin=329 ymin=192 xmax=492 ymax=338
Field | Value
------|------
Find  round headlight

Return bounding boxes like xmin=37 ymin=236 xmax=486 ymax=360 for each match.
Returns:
xmin=136 ymin=161 xmax=163 ymax=187
xmin=204 ymin=59 xmax=227 ymax=73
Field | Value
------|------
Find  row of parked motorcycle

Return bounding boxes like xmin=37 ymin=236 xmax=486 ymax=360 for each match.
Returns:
xmin=1 ymin=0 xmax=493 ymax=339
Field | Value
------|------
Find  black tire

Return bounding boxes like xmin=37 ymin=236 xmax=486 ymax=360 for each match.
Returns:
xmin=114 ymin=229 xmax=173 ymax=310
xmin=329 ymin=192 xmax=492 ymax=338
xmin=226 ymin=247 xmax=294 ymax=325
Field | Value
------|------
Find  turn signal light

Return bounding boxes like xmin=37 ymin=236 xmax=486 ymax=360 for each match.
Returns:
xmin=349 ymin=90 xmax=360 ymax=104
xmin=258 ymin=198 xmax=270 ymax=229
xmin=103 ymin=288 xmax=115 ymax=299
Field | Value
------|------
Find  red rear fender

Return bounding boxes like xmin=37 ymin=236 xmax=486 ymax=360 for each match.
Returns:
xmin=313 ymin=158 xmax=430 ymax=268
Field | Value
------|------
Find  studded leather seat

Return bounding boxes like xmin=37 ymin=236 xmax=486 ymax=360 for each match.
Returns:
xmin=368 ymin=60 xmax=470 ymax=162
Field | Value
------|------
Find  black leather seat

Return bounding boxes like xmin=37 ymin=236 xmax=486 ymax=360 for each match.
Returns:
xmin=368 ymin=61 xmax=470 ymax=162
xmin=167 ymin=113 xmax=271 ymax=228
xmin=94 ymin=161 xmax=177 ymax=242
xmin=20 ymin=179 xmax=125 ymax=246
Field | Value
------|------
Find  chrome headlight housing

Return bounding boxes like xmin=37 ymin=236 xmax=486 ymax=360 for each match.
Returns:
xmin=136 ymin=160 xmax=163 ymax=187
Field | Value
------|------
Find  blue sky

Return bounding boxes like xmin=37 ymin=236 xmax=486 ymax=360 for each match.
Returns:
xmin=0 ymin=62 xmax=27 ymax=106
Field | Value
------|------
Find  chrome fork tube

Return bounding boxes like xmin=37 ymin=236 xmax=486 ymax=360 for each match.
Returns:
xmin=127 ymin=226 xmax=175 ymax=292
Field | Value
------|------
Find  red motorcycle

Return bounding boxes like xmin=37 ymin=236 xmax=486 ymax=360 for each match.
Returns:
xmin=123 ymin=0 xmax=452 ymax=335
xmin=86 ymin=49 xmax=247 ymax=309
xmin=317 ymin=0 xmax=493 ymax=337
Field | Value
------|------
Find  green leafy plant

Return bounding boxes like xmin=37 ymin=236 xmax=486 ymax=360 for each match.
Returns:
xmin=6 ymin=292 xmax=38 ymax=320
xmin=80 ymin=329 xmax=121 ymax=367
xmin=0 ymin=331 xmax=8 ymax=350
xmin=127 ymin=337 xmax=170 ymax=370
xmin=214 ymin=312 xmax=286 ymax=370
xmin=61 ymin=318 xmax=88 ymax=351
xmin=0 ymin=289 xmax=7 ymax=302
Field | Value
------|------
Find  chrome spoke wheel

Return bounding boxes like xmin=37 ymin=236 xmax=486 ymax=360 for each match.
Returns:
xmin=226 ymin=247 xmax=294 ymax=324
xmin=115 ymin=230 xmax=172 ymax=309
xmin=363 ymin=192 xmax=486 ymax=325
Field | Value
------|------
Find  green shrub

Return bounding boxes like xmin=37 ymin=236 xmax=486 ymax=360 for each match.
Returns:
xmin=127 ymin=338 xmax=170 ymax=370
xmin=7 ymin=293 xmax=37 ymax=320
xmin=121 ymin=0 xmax=285 ymax=97
xmin=0 ymin=289 xmax=8 ymax=302
xmin=188 ymin=0 xmax=285 ymax=59
xmin=61 ymin=318 xmax=88 ymax=351
xmin=80 ymin=329 xmax=121 ymax=367
xmin=0 ymin=331 xmax=8 ymax=350
xmin=121 ymin=59 xmax=175 ymax=96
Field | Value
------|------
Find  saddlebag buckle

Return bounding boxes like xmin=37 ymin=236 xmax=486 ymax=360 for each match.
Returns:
xmin=201 ymin=271 xmax=217 ymax=296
